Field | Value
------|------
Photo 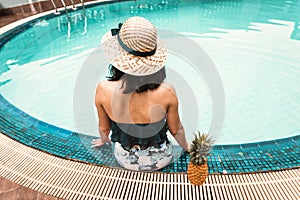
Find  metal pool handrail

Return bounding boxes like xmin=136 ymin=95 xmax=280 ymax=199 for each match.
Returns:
xmin=50 ymin=0 xmax=60 ymax=14
xmin=59 ymin=0 xmax=70 ymax=19
xmin=70 ymin=0 xmax=77 ymax=10
xmin=50 ymin=0 xmax=86 ymax=19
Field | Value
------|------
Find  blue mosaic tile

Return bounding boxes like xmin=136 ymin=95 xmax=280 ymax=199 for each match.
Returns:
xmin=0 ymin=94 xmax=299 ymax=173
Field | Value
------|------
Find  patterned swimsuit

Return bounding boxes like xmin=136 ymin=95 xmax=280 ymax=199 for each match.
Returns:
xmin=110 ymin=119 xmax=173 ymax=171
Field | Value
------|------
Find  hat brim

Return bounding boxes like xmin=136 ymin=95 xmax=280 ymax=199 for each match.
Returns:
xmin=101 ymin=31 xmax=167 ymax=76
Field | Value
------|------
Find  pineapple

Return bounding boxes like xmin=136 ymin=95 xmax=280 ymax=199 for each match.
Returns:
xmin=187 ymin=131 xmax=214 ymax=185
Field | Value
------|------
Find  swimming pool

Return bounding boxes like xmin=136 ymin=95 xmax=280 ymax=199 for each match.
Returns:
xmin=1 ymin=0 xmax=300 ymax=144
xmin=0 ymin=0 xmax=299 ymax=173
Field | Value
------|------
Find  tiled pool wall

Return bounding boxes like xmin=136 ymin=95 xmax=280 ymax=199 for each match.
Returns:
xmin=0 ymin=94 xmax=299 ymax=173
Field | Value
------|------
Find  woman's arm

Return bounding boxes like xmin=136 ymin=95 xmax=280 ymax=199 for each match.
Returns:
xmin=91 ymin=83 xmax=111 ymax=148
xmin=165 ymin=85 xmax=189 ymax=151
xmin=172 ymin=123 xmax=189 ymax=151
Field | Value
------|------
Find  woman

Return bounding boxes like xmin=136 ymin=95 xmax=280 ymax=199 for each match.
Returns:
xmin=92 ymin=17 xmax=188 ymax=171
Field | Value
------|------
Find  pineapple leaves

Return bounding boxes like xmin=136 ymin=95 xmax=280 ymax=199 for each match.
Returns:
xmin=188 ymin=131 xmax=215 ymax=165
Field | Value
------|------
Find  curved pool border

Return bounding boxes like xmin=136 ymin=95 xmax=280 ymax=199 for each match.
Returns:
xmin=0 ymin=93 xmax=299 ymax=174
xmin=0 ymin=134 xmax=299 ymax=200
xmin=0 ymin=0 xmax=299 ymax=174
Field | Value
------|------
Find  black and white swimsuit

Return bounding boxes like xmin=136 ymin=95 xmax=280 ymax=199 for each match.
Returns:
xmin=110 ymin=118 xmax=173 ymax=171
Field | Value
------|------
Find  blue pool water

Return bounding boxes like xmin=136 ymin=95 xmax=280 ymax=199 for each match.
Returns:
xmin=0 ymin=0 xmax=300 ymax=145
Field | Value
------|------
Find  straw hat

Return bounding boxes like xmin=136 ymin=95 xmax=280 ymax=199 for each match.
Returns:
xmin=101 ymin=16 xmax=167 ymax=76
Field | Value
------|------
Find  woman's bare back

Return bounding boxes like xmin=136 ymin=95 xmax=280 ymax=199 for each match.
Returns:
xmin=98 ymin=80 xmax=176 ymax=124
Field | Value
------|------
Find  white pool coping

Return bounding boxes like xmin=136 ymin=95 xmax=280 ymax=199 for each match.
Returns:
xmin=0 ymin=0 xmax=114 ymax=35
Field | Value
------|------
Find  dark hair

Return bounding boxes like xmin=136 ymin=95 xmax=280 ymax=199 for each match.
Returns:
xmin=107 ymin=64 xmax=166 ymax=94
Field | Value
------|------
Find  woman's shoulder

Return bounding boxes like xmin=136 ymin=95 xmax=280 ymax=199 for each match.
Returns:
xmin=95 ymin=80 xmax=114 ymax=100
xmin=96 ymin=80 xmax=119 ymax=92
xmin=159 ymin=81 xmax=177 ymax=95
xmin=97 ymin=80 xmax=111 ymax=87
xmin=154 ymin=81 xmax=178 ymax=104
